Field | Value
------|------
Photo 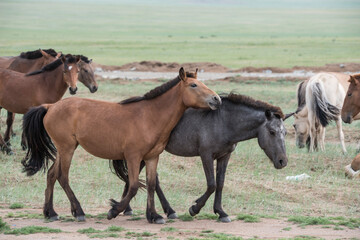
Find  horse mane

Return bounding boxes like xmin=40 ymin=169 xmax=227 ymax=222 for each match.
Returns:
xmin=120 ymin=71 xmax=196 ymax=104
xmin=296 ymin=80 xmax=307 ymax=113
xmin=20 ymin=49 xmax=58 ymax=59
xmin=79 ymin=55 xmax=91 ymax=63
xmin=223 ymin=92 xmax=284 ymax=119
xmin=25 ymin=58 xmax=63 ymax=76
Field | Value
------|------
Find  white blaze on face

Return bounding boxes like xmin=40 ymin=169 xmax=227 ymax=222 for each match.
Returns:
xmin=68 ymin=66 xmax=73 ymax=70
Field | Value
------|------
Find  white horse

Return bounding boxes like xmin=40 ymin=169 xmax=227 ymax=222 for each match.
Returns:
xmin=292 ymin=72 xmax=354 ymax=153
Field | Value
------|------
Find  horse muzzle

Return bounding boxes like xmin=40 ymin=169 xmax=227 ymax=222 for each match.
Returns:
xmin=274 ymin=157 xmax=288 ymax=169
xmin=90 ymin=85 xmax=98 ymax=93
xmin=208 ymin=95 xmax=222 ymax=110
xmin=69 ymin=87 xmax=78 ymax=95
xmin=341 ymin=113 xmax=353 ymax=124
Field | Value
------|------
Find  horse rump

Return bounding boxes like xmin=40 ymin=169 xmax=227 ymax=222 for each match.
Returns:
xmin=312 ymin=82 xmax=340 ymax=127
xmin=22 ymin=105 xmax=56 ymax=176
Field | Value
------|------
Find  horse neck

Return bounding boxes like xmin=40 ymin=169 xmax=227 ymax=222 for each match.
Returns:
xmin=144 ymin=83 xmax=187 ymax=138
xmin=222 ymin=103 xmax=266 ymax=143
xmin=40 ymin=66 xmax=68 ymax=103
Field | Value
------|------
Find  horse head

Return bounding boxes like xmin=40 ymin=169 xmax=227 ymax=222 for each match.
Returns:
xmin=77 ymin=56 xmax=98 ymax=93
xmin=61 ymin=55 xmax=80 ymax=95
xmin=257 ymin=110 xmax=288 ymax=169
xmin=341 ymin=74 xmax=360 ymax=124
xmin=179 ymin=67 xmax=221 ymax=110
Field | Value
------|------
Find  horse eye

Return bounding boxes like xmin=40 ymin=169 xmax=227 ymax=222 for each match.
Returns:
xmin=84 ymin=69 xmax=88 ymax=73
xmin=270 ymin=130 xmax=275 ymax=135
xmin=348 ymin=93 xmax=352 ymax=97
xmin=190 ymin=83 xmax=197 ymax=88
xmin=293 ymin=124 xmax=296 ymax=130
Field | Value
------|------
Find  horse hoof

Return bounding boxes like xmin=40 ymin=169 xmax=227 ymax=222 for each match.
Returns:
xmin=219 ymin=216 xmax=231 ymax=223
xmin=168 ymin=213 xmax=178 ymax=219
xmin=155 ymin=218 xmax=165 ymax=224
xmin=49 ymin=215 xmax=59 ymax=221
xmin=123 ymin=211 xmax=133 ymax=216
xmin=76 ymin=215 xmax=86 ymax=222
xmin=7 ymin=150 xmax=14 ymax=155
xmin=189 ymin=206 xmax=196 ymax=216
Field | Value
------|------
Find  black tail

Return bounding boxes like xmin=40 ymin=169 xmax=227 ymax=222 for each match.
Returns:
xmin=312 ymin=82 xmax=340 ymax=127
xmin=22 ymin=106 xmax=56 ymax=176
xmin=110 ymin=160 xmax=146 ymax=189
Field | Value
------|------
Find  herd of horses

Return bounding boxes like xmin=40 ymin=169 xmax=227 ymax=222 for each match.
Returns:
xmin=0 ymin=49 xmax=359 ymax=224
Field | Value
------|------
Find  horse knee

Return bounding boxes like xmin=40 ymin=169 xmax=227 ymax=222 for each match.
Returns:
xmin=207 ymin=183 xmax=216 ymax=193
xmin=128 ymin=185 xmax=139 ymax=198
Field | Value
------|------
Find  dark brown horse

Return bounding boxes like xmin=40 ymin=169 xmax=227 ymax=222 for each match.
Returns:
xmin=0 ymin=50 xmax=98 ymax=153
xmin=22 ymin=68 xmax=221 ymax=224
xmin=0 ymin=55 xmax=80 ymax=154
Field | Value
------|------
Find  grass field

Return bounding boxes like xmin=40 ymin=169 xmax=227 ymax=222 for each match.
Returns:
xmin=0 ymin=0 xmax=360 ymax=68
xmin=0 ymin=78 xmax=359 ymax=220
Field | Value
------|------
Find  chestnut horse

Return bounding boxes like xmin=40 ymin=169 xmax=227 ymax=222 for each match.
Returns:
xmin=22 ymin=68 xmax=221 ymax=224
xmin=0 ymin=55 xmax=80 ymax=154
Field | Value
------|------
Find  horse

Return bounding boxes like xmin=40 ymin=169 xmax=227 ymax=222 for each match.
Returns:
xmin=0 ymin=50 xmax=98 ymax=153
xmin=291 ymin=72 xmax=354 ymax=153
xmin=341 ymin=74 xmax=360 ymax=177
xmin=111 ymin=93 xmax=288 ymax=222
xmin=0 ymin=55 xmax=80 ymax=154
xmin=21 ymin=68 xmax=221 ymax=224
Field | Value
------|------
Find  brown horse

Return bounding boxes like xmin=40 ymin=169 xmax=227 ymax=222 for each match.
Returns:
xmin=22 ymin=68 xmax=221 ymax=224
xmin=0 ymin=50 xmax=98 ymax=153
xmin=0 ymin=55 xmax=80 ymax=154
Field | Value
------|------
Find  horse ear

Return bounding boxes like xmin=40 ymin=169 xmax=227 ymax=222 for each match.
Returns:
xmin=40 ymin=49 xmax=51 ymax=59
xmin=55 ymin=52 xmax=62 ymax=59
xmin=284 ymin=112 xmax=295 ymax=121
xmin=75 ymin=55 xmax=81 ymax=63
xmin=179 ymin=67 xmax=187 ymax=81
xmin=265 ymin=110 xmax=272 ymax=120
xmin=61 ymin=55 xmax=66 ymax=63
xmin=194 ymin=68 xmax=198 ymax=78
xmin=349 ymin=76 xmax=358 ymax=85
xmin=89 ymin=59 xmax=93 ymax=63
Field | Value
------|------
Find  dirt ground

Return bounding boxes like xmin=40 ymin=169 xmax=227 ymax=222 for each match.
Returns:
xmin=1 ymin=207 xmax=359 ymax=240
xmin=93 ymin=61 xmax=360 ymax=74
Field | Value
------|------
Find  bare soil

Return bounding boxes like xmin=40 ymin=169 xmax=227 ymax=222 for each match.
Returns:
xmin=93 ymin=61 xmax=360 ymax=74
xmin=1 ymin=208 xmax=359 ymax=240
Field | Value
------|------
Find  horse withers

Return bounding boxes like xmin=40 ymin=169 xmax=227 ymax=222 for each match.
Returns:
xmin=115 ymin=93 xmax=288 ymax=223
xmin=22 ymin=68 xmax=221 ymax=224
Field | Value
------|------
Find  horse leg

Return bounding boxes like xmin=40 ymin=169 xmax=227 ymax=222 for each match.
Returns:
xmin=4 ymin=111 xmax=15 ymax=145
xmin=318 ymin=126 xmax=325 ymax=151
xmin=56 ymin=145 xmax=86 ymax=221
xmin=213 ymin=153 xmax=231 ymax=223
xmin=121 ymin=160 xmax=146 ymax=216
xmin=335 ymin=117 xmax=346 ymax=154
xmin=307 ymin=111 xmax=316 ymax=152
xmin=155 ymin=173 xmax=177 ymax=219
xmin=189 ymin=153 xmax=215 ymax=217
xmin=21 ymin=131 xmax=27 ymax=150
xmin=145 ymin=157 xmax=165 ymax=224
xmin=108 ymin=157 xmax=141 ymax=220
xmin=44 ymin=160 xmax=60 ymax=221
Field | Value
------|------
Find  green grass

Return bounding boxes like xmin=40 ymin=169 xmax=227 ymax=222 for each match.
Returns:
xmin=198 ymin=232 xmax=244 ymax=240
xmin=77 ymin=226 xmax=125 ymax=238
xmin=90 ymin=233 xmax=119 ymax=238
xmin=126 ymin=231 xmax=156 ymax=237
xmin=288 ymin=216 xmax=360 ymax=229
xmin=161 ymin=227 xmax=178 ymax=232
xmin=4 ymin=226 xmax=62 ymax=235
xmin=0 ymin=217 xmax=10 ymax=233
xmin=6 ymin=212 xmax=43 ymax=219
xmin=77 ymin=227 xmax=102 ymax=234
xmin=178 ymin=214 xmax=194 ymax=221
xmin=0 ymin=0 xmax=359 ymax=68
xmin=9 ymin=203 xmax=24 ymax=209
xmin=195 ymin=213 xmax=219 ymax=220
xmin=236 ymin=214 xmax=260 ymax=223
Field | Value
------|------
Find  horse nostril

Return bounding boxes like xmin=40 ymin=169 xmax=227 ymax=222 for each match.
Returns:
xmin=279 ymin=159 xmax=284 ymax=166
xmin=213 ymin=96 xmax=219 ymax=102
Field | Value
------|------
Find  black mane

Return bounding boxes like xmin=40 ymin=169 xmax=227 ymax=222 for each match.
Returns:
xmin=26 ymin=58 xmax=63 ymax=76
xmin=20 ymin=49 xmax=58 ymax=59
xmin=296 ymin=80 xmax=307 ymax=113
xmin=222 ymin=92 xmax=284 ymax=119
xmin=80 ymin=55 xmax=91 ymax=63
xmin=121 ymin=77 xmax=181 ymax=104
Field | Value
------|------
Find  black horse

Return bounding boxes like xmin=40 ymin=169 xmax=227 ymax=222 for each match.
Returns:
xmin=112 ymin=93 xmax=288 ymax=223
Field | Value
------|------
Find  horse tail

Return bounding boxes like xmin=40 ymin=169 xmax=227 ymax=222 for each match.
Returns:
xmin=110 ymin=160 xmax=146 ymax=189
xmin=311 ymin=82 xmax=340 ymax=127
xmin=22 ymin=105 xmax=56 ymax=176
